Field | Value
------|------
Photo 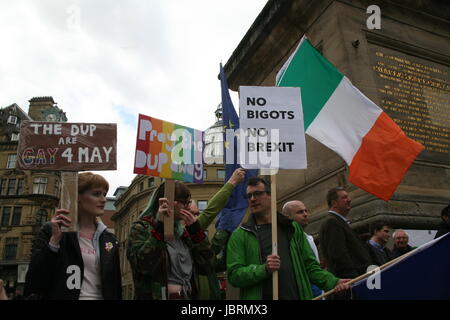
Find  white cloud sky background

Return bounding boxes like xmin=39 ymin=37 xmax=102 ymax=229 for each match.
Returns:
xmin=0 ymin=0 xmax=268 ymax=195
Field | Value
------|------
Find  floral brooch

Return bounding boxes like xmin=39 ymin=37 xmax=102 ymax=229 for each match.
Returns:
xmin=105 ymin=242 xmax=114 ymax=252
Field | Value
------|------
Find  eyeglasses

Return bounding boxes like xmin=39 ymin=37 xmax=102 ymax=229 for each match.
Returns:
xmin=175 ymin=199 xmax=192 ymax=206
xmin=246 ymin=191 xmax=268 ymax=199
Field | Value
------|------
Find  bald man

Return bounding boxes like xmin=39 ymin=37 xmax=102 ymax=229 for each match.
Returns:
xmin=282 ymin=200 xmax=323 ymax=298
xmin=282 ymin=201 xmax=319 ymax=260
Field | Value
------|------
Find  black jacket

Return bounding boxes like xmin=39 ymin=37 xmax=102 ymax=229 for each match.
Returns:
xmin=24 ymin=222 xmax=122 ymax=300
xmin=319 ymin=213 xmax=372 ymax=279
xmin=392 ymin=245 xmax=414 ymax=259
xmin=434 ymin=222 xmax=450 ymax=239
xmin=366 ymin=241 xmax=393 ymax=266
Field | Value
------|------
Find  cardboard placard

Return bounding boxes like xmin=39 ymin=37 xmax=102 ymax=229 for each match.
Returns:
xmin=16 ymin=121 xmax=117 ymax=171
xmin=239 ymin=86 xmax=306 ymax=170
xmin=134 ymin=114 xmax=203 ymax=183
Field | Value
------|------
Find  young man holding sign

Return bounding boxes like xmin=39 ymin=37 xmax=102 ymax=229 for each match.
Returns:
xmin=226 ymin=177 xmax=350 ymax=300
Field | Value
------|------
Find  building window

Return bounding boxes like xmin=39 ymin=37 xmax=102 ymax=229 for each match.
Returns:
xmin=139 ymin=182 xmax=144 ymax=192
xmin=36 ymin=209 xmax=48 ymax=226
xmin=7 ymin=154 xmax=17 ymax=169
xmin=33 ymin=177 xmax=48 ymax=194
xmin=7 ymin=179 xmax=16 ymax=195
xmin=11 ymin=207 xmax=22 ymax=226
xmin=0 ymin=179 xmax=7 ymax=195
xmin=198 ymin=200 xmax=208 ymax=212
xmin=148 ymin=178 xmax=154 ymax=188
xmin=7 ymin=115 xmax=18 ymax=125
xmin=217 ymin=169 xmax=225 ymax=180
xmin=1 ymin=207 xmax=11 ymax=226
xmin=4 ymin=237 xmax=18 ymax=260
xmin=16 ymin=178 xmax=24 ymax=195
xmin=203 ymin=169 xmax=207 ymax=180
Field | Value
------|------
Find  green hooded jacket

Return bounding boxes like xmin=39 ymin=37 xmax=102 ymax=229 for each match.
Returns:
xmin=227 ymin=213 xmax=339 ymax=300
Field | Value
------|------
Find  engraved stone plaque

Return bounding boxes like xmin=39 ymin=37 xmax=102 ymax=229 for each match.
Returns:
xmin=369 ymin=44 xmax=450 ymax=165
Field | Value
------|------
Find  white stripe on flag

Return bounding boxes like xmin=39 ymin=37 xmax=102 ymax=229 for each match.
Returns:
xmin=305 ymin=77 xmax=382 ymax=164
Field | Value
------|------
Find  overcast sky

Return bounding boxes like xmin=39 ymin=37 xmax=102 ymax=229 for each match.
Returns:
xmin=0 ymin=0 xmax=268 ymax=195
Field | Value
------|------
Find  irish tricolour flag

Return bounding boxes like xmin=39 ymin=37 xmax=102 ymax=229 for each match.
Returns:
xmin=276 ymin=36 xmax=424 ymax=201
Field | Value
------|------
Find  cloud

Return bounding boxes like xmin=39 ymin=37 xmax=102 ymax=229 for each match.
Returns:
xmin=0 ymin=0 xmax=268 ymax=195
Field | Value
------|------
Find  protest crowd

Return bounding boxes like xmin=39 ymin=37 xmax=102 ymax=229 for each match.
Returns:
xmin=1 ymin=36 xmax=448 ymax=301
xmin=1 ymin=168 xmax=447 ymax=301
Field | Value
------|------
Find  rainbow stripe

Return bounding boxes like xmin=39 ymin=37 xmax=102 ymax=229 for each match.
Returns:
xmin=134 ymin=114 xmax=203 ymax=183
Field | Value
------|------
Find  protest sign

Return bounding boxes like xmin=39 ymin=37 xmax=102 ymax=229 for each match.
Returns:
xmin=16 ymin=121 xmax=117 ymax=171
xmin=134 ymin=114 xmax=204 ymax=240
xmin=17 ymin=121 xmax=117 ymax=231
xmin=238 ymin=86 xmax=306 ymax=170
xmin=134 ymin=114 xmax=203 ymax=183
xmin=239 ymin=86 xmax=306 ymax=299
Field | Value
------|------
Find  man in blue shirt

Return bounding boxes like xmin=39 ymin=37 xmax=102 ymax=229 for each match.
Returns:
xmin=367 ymin=220 xmax=393 ymax=266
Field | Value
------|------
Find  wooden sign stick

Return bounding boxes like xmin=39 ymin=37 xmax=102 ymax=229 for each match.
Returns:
xmin=60 ymin=172 xmax=78 ymax=232
xmin=271 ymin=172 xmax=278 ymax=300
xmin=164 ymin=179 xmax=175 ymax=241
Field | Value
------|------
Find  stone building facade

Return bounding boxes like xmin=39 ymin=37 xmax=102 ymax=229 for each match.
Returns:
xmin=223 ymin=0 xmax=450 ymax=241
xmin=0 ymin=97 xmax=67 ymax=297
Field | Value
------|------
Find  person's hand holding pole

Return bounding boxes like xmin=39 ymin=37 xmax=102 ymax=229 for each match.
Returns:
xmin=333 ymin=279 xmax=351 ymax=293
xmin=265 ymin=253 xmax=281 ymax=274
xmin=157 ymin=198 xmax=172 ymax=222
xmin=49 ymin=209 xmax=72 ymax=247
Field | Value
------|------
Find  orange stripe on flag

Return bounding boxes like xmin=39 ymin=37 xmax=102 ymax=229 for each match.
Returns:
xmin=349 ymin=112 xmax=424 ymax=201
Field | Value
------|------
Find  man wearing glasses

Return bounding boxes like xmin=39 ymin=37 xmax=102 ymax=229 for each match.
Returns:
xmin=226 ymin=177 xmax=350 ymax=300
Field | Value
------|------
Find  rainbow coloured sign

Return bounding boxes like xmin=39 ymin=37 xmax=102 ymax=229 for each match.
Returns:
xmin=134 ymin=114 xmax=203 ymax=183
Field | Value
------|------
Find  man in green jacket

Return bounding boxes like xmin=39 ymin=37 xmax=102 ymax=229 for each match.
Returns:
xmin=227 ymin=177 xmax=350 ymax=300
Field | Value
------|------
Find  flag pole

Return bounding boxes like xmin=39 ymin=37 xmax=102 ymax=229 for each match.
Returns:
xmin=271 ymin=171 xmax=278 ymax=300
xmin=313 ymin=246 xmax=420 ymax=300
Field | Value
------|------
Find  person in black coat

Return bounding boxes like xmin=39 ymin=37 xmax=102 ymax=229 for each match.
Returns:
xmin=434 ymin=204 xmax=450 ymax=239
xmin=319 ymin=187 xmax=372 ymax=299
xmin=24 ymin=172 xmax=122 ymax=300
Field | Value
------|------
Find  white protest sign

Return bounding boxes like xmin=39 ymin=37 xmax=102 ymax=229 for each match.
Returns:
xmin=238 ymin=86 xmax=306 ymax=169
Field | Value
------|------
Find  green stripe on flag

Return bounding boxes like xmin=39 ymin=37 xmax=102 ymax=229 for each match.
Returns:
xmin=277 ymin=39 xmax=343 ymax=130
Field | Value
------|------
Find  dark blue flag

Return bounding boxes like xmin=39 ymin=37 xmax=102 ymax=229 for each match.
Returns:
xmin=351 ymin=233 xmax=450 ymax=299
xmin=216 ymin=63 xmax=257 ymax=232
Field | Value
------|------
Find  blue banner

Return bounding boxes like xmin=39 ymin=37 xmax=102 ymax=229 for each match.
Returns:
xmin=351 ymin=233 xmax=450 ymax=299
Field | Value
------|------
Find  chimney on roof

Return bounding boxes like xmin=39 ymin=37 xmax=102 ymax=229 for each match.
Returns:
xmin=28 ymin=96 xmax=56 ymax=120
xmin=27 ymin=96 xmax=67 ymax=122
